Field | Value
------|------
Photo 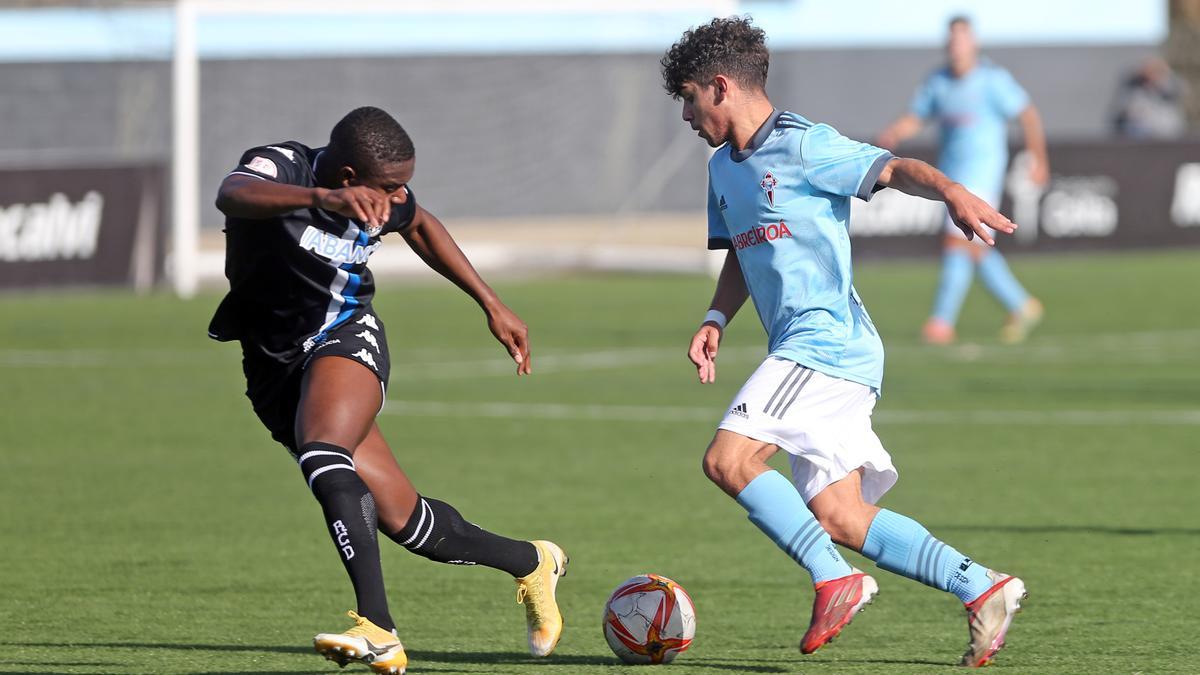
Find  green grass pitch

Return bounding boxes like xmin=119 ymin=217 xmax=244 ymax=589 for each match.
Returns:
xmin=2 ymin=250 xmax=1197 ymax=674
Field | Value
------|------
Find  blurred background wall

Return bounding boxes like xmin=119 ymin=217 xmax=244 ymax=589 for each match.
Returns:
xmin=0 ymin=0 xmax=1193 ymax=289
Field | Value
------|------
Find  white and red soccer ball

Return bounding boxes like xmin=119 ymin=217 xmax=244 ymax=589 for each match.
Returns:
xmin=602 ymin=574 xmax=696 ymax=665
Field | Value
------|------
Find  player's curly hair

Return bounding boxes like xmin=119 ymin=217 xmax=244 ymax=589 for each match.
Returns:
xmin=660 ymin=16 xmax=769 ymax=98
xmin=328 ymin=106 xmax=414 ymax=178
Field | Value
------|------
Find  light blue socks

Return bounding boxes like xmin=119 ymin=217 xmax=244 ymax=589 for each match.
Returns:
xmin=977 ymin=250 xmax=1030 ymax=313
xmin=861 ymin=509 xmax=993 ymax=603
xmin=932 ymin=248 xmax=974 ymax=324
xmin=736 ymin=471 xmax=853 ymax=584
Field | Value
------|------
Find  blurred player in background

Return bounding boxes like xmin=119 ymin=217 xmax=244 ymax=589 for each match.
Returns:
xmin=209 ymin=107 xmax=566 ymax=674
xmin=877 ymin=16 xmax=1048 ymax=345
xmin=663 ymin=17 xmax=1026 ymax=667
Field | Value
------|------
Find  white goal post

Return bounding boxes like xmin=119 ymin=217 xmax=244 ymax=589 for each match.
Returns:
xmin=169 ymin=0 xmax=738 ymax=297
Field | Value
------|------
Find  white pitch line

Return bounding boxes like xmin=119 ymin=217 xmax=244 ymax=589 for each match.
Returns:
xmin=2 ymin=327 xmax=1197 ymax=371
xmin=382 ymin=400 xmax=1200 ymax=425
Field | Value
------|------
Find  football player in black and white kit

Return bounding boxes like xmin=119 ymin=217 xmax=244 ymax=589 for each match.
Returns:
xmin=209 ymin=107 xmax=566 ymax=675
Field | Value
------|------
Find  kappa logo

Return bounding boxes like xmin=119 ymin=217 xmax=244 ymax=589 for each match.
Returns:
xmin=352 ymin=348 xmax=378 ymax=370
xmin=730 ymin=402 xmax=750 ymax=418
xmin=332 ymin=520 xmax=355 ymax=560
xmin=356 ymin=314 xmax=379 ymax=330
xmin=719 ymin=195 xmax=728 ymax=211
xmin=311 ymin=338 xmax=341 ymax=353
xmin=357 ymin=330 xmax=380 ymax=352
xmin=760 ymin=171 xmax=778 ymax=207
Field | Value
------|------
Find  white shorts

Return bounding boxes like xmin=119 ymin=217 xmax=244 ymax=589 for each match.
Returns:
xmin=943 ymin=186 xmax=1001 ymax=241
xmin=718 ymin=357 xmax=898 ymax=504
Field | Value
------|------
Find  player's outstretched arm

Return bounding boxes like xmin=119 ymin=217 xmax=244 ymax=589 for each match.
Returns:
xmin=215 ymin=175 xmax=391 ymax=230
xmin=875 ymin=113 xmax=923 ymax=151
xmin=401 ymin=206 xmax=531 ymax=375
xmin=876 ymin=157 xmax=1016 ymax=246
xmin=689 ymin=250 xmax=749 ymax=384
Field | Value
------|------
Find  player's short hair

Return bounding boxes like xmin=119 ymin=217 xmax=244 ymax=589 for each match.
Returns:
xmin=327 ymin=106 xmax=414 ymax=178
xmin=660 ymin=16 xmax=769 ymax=99
xmin=948 ymin=15 xmax=972 ymax=30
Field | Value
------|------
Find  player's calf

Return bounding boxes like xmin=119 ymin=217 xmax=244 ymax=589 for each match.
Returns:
xmin=298 ymin=442 xmax=394 ymax=632
xmin=859 ymin=509 xmax=997 ymax=604
xmin=384 ymin=495 xmax=539 ymax=576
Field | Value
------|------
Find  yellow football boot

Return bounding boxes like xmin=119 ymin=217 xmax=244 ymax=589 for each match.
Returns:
xmin=313 ymin=611 xmax=407 ymax=674
xmin=514 ymin=540 xmax=569 ymax=657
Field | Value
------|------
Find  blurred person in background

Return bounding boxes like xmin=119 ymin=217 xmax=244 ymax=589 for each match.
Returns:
xmin=877 ymin=15 xmax=1048 ymax=345
xmin=1112 ymin=56 xmax=1189 ymax=139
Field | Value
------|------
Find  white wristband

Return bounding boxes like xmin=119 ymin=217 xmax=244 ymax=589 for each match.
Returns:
xmin=703 ymin=309 xmax=727 ymax=330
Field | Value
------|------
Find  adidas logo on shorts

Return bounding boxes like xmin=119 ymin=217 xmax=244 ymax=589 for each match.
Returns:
xmin=730 ymin=402 xmax=749 ymax=418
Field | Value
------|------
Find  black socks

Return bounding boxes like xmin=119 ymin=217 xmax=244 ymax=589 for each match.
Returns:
xmin=387 ymin=496 xmax=539 ymax=578
xmin=298 ymin=442 xmax=395 ymax=632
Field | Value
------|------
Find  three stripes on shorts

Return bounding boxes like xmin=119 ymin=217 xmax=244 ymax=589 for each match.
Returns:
xmin=763 ymin=363 xmax=815 ymax=419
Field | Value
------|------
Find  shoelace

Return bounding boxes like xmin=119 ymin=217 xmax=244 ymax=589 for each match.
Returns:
xmin=515 ymin=574 xmax=547 ymax=627
xmin=343 ymin=611 xmax=382 ymax=639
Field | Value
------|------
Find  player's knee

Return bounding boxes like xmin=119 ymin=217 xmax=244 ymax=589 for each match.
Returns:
xmin=296 ymin=441 xmax=361 ymax=498
xmin=814 ymin=508 xmax=871 ymax=548
xmin=701 ymin=446 xmax=742 ymax=493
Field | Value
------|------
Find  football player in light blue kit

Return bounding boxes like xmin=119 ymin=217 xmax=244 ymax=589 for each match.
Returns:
xmin=878 ymin=15 xmax=1048 ymax=345
xmin=661 ymin=18 xmax=1027 ymax=667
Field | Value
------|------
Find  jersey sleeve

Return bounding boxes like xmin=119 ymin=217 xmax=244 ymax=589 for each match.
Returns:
xmin=799 ymin=123 xmax=894 ymax=202
xmin=706 ymin=178 xmax=732 ymax=250
xmin=381 ymin=186 xmax=418 ymax=235
xmin=989 ymin=67 xmax=1030 ymax=119
xmin=227 ymin=144 xmax=306 ymax=186
xmin=909 ymin=73 xmax=938 ymax=119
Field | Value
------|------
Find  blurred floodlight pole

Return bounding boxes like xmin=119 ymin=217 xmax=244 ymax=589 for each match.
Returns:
xmin=172 ymin=0 xmax=199 ymax=298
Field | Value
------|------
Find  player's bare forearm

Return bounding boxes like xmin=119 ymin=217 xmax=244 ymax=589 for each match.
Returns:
xmin=707 ymin=250 xmax=749 ymax=326
xmin=875 ymin=113 xmax=923 ymax=150
xmin=403 ymin=206 xmax=531 ymax=374
xmin=216 ymin=175 xmax=389 ymax=227
xmin=402 ymin=207 xmax=500 ymax=309
xmin=1019 ymin=105 xmax=1050 ymax=184
xmin=876 ymin=157 xmax=957 ymax=201
xmin=690 ymin=250 xmax=747 ymax=384
xmin=215 ymin=175 xmax=321 ymax=218
xmin=877 ymin=157 xmax=1015 ymax=245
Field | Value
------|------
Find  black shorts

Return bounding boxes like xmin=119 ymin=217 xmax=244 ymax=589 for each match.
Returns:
xmin=240 ymin=307 xmax=391 ymax=454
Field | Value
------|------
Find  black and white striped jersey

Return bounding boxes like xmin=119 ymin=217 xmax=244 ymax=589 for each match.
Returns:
xmin=207 ymin=141 xmax=416 ymax=362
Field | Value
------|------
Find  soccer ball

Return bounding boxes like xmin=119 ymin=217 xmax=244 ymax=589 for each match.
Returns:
xmin=602 ymin=574 xmax=696 ymax=665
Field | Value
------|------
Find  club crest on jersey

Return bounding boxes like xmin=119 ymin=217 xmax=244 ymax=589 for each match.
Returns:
xmin=760 ymin=172 xmax=778 ymax=207
xmin=363 ymin=221 xmax=383 ymax=238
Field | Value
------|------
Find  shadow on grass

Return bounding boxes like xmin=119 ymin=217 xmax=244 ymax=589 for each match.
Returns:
xmin=12 ymin=641 xmax=309 ymax=655
xmin=932 ymin=524 xmax=1200 ymax=537
xmin=411 ymin=649 xmax=789 ymax=671
xmin=11 ymin=644 xmax=790 ymax=673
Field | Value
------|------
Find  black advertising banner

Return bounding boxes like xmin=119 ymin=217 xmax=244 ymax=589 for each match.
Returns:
xmin=0 ymin=164 xmax=164 ymax=290
xmin=850 ymin=140 xmax=1200 ymax=257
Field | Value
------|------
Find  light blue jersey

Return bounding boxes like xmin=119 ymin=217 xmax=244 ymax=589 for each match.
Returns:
xmin=910 ymin=60 xmax=1030 ymax=194
xmin=707 ymin=110 xmax=893 ymax=390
